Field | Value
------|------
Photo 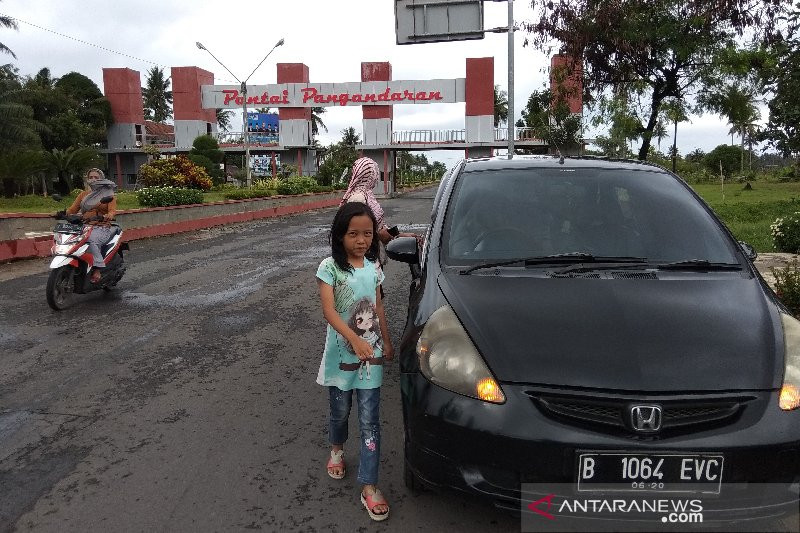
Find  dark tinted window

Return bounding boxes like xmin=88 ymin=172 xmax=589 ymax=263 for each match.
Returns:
xmin=442 ymin=166 xmax=739 ymax=264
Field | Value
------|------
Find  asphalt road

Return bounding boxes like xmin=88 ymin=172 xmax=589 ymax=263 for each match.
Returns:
xmin=0 ymin=187 xmax=520 ymax=532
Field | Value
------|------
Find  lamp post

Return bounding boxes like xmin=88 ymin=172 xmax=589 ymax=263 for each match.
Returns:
xmin=196 ymin=38 xmax=284 ymax=187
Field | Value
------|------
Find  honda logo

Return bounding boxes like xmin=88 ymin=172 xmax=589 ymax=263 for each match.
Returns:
xmin=630 ymin=405 xmax=662 ymax=432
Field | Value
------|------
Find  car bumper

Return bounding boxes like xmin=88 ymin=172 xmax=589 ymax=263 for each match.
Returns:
xmin=402 ymin=373 xmax=800 ymax=521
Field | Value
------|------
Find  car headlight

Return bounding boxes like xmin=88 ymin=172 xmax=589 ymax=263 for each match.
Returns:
xmin=779 ymin=313 xmax=800 ymax=411
xmin=416 ymin=305 xmax=505 ymax=403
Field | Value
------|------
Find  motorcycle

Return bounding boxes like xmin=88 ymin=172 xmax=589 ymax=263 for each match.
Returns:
xmin=46 ymin=196 xmax=129 ymax=310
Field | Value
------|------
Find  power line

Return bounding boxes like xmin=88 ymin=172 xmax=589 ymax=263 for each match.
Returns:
xmin=0 ymin=13 xmax=239 ymax=84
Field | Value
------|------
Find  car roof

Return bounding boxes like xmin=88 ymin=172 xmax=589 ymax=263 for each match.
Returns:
xmin=461 ymin=155 xmax=671 ymax=173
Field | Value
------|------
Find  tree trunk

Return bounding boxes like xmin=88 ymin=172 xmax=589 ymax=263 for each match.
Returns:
xmin=638 ymin=93 xmax=663 ymax=161
xmin=2 ymin=178 xmax=16 ymax=198
xmin=740 ymin=127 xmax=745 ymax=174
xmin=672 ymin=119 xmax=678 ymax=172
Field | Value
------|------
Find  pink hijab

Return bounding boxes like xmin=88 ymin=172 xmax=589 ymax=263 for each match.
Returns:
xmin=341 ymin=157 xmax=385 ymax=228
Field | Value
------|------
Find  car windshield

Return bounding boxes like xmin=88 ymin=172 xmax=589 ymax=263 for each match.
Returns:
xmin=442 ymin=166 xmax=740 ymax=266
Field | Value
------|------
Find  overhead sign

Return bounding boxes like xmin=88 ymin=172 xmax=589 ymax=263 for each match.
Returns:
xmin=202 ymin=79 xmax=466 ymax=109
xmin=395 ymin=0 xmax=484 ymax=45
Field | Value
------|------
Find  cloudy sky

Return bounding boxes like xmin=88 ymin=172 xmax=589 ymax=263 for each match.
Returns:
xmin=1 ymin=0 xmax=744 ymax=166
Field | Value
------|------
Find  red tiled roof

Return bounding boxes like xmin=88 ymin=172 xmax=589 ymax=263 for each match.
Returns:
xmin=145 ymin=121 xmax=174 ymax=137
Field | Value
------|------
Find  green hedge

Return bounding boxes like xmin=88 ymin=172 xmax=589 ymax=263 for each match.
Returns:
xmin=136 ymin=186 xmax=204 ymax=207
xmin=223 ymin=189 xmax=276 ymax=200
xmin=276 ymin=177 xmax=318 ymax=195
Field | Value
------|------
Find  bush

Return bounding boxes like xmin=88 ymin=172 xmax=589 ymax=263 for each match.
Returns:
xmin=773 ymin=260 xmax=800 ymax=316
xmin=772 ymin=212 xmax=800 ymax=253
xmin=138 ymin=156 xmax=213 ymax=190
xmin=704 ymin=145 xmax=745 ymax=178
xmin=276 ymin=176 xmax=318 ymax=195
xmin=136 ymin=186 xmax=204 ymax=207
xmin=223 ymin=188 xmax=275 ymax=200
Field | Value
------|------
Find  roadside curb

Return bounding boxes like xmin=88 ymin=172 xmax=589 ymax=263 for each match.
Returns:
xmin=0 ymin=196 xmax=340 ymax=263
xmin=0 ymin=183 xmax=436 ymax=264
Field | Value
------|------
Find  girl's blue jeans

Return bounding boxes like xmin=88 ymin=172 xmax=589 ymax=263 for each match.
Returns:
xmin=328 ymin=386 xmax=381 ymax=485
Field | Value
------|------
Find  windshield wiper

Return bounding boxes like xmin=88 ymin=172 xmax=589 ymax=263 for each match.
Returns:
xmin=460 ymin=253 xmax=648 ymax=275
xmin=656 ymin=259 xmax=742 ymax=271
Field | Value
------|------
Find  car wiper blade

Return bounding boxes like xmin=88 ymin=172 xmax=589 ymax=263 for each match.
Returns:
xmin=460 ymin=253 xmax=647 ymax=275
xmin=656 ymin=259 xmax=742 ymax=271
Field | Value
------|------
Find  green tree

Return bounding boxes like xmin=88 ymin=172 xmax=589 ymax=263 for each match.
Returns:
xmin=0 ymin=149 xmax=46 ymax=197
xmin=216 ymin=108 xmax=233 ymax=132
xmin=0 ymin=6 xmax=17 ymax=58
xmin=523 ymin=0 xmax=791 ymax=161
xmin=340 ymin=126 xmax=360 ymax=146
xmin=700 ymin=84 xmax=760 ymax=173
xmin=520 ymin=89 xmax=582 ymax=154
xmin=189 ymin=135 xmax=224 ymax=183
xmin=142 ymin=66 xmax=172 ymax=122
xmin=760 ymin=39 xmax=800 ymax=174
xmin=42 ymin=146 xmax=102 ymax=195
xmin=311 ymin=106 xmax=327 ymax=138
xmin=661 ymin=98 xmax=690 ymax=171
xmin=704 ymin=144 xmax=745 ymax=178
xmin=493 ymin=85 xmax=508 ymax=127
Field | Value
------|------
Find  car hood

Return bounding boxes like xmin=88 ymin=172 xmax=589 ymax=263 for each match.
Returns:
xmin=438 ymin=272 xmax=781 ymax=391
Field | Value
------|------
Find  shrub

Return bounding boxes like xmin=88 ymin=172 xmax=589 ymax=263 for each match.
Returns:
xmin=223 ymin=188 xmax=275 ymax=200
xmin=773 ymin=260 xmax=800 ymax=316
xmin=136 ymin=186 xmax=204 ymax=207
xmin=252 ymin=178 xmax=282 ymax=190
xmin=772 ymin=212 xmax=800 ymax=253
xmin=276 ymin=176 xmax=318 ymax=195
xmin=703 ymin=145 xmax=745 ymax=178
xmin=138 ymin=156 xmax=213 ymax=190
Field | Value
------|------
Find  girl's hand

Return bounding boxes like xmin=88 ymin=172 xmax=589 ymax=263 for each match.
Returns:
xmin=351 ymin=338 xmax=374 ymax=360
xmin=383 ymin=343 xmax=394 ymax=361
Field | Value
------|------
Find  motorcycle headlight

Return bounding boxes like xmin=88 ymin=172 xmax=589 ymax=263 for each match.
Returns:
xmin=779 ymin=313 xmax=800 ymax=411
xmin=416 ymin=305 xmax=505 ymax=404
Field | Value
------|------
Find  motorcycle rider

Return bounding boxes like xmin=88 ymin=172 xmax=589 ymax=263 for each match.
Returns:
xmin=60 ymin=168 xmax=118 ymax=284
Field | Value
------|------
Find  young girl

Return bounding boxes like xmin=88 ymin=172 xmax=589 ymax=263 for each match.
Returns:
xmin=316 ymin=201 xmax=394 ymax=521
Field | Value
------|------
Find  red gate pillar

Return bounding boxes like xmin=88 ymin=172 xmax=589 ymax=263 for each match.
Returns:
xmin=362 ymin=62 xmax=394 ymax=195
xmin=278 ymin=63 xmax=311 ymax=165
xmin=465 ymin=57 xmax=494 ymax=158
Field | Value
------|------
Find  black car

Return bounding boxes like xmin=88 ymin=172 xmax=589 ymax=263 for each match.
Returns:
xmin=387 ymin=156 xmax=800 ymax=527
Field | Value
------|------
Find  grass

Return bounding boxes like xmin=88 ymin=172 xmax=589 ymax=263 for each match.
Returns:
xmin=691 ymin=181 xmax=800 ymax=252
xmin=0 ymin=190 xmax=230 ymax=214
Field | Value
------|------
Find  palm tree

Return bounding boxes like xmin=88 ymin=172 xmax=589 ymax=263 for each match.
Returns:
xmin=142 ymin=66 xmax=173 ymax=122
xmin=0 ymin=149 xmax=46 ymax=197
xmin=216 ymin=108 xmax=233 ymax=132
xmin=652 ymin=120 xmax=669 ymax=153
xmin=43 ymin=146 xmax=101 ymax=195
xmin=311 ymin=107 xmax=327 ymax=138
xmin=0 ymin=8 xmax=17 ymax=59
xmin=701 ymin=84 xmax=760 ymax=173
xmin=493 ymin=85 xmax=508 ymax=127
xmin=661 ymin=98 xmax=689 ymax=172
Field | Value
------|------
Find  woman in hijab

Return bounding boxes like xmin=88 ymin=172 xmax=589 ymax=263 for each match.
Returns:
xmin=340 ymin=157 xmax=419 ymax=246
xmin=65 ymin=168 xmax=118 ymax=283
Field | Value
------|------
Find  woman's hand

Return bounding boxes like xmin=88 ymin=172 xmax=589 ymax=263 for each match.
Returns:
xmin=351 ymin=337 xmax=374 ymax=361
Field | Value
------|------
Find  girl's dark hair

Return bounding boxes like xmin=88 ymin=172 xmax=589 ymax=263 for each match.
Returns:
xmin=330 ymin=202 xmax=379 ymax=272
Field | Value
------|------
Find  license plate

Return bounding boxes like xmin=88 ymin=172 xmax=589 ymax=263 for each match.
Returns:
xmin=54 ymin=222 xmax=83 ymax=233
xmin=577 ymin=452 xmax=724 ymax=494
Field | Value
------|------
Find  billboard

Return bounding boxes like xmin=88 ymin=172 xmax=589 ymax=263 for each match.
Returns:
xmin=395 ymin=0 xmax=484 ymax=45
xmin=247 ymin=112 xmax=279 ymax=144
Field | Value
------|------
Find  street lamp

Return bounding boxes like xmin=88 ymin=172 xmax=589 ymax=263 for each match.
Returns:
xmin=196 ymin=38 xmax=285 ymax=187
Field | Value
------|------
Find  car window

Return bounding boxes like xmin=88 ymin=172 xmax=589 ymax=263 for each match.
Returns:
xmin=442 ymin=167 xmax=740 ymax=265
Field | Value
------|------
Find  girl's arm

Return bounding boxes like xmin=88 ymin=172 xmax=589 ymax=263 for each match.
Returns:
xmin=375 ymin=285 xmax=393 ymax=360
xmin=318 ymin=279 xmax=374 ymax=360
xmin=104 ymin=196 xmax=117 ymax=221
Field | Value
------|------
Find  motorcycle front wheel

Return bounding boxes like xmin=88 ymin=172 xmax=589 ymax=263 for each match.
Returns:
xmin=46 ymin=265 xmax=75 ymax=310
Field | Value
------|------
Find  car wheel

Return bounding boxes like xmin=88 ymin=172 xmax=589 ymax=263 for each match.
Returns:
xmin=404 ymin=461 xmax=426 ymax=493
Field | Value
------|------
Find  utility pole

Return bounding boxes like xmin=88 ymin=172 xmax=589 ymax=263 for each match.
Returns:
xmin=507 ymin=0 xmax=514 ymax=159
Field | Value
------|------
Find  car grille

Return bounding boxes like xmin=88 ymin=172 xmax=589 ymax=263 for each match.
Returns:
xmin=532 ymin=394 xmax=749 ymax=436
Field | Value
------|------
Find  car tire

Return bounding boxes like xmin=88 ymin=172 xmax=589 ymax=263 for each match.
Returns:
xmin=404 ymin=461 xmax=426 ymax=493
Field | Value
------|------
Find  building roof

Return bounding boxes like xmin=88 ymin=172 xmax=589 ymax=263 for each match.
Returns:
xmin=145 ymin=121 xmax=174 ymax=137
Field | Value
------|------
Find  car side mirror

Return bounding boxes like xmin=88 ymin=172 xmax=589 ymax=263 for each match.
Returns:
xmin=739 ymin=241 xmax=757 ymax=261
xmin=100 ymin=196 xmax=113 ymax=204
xmin=386 ymin=236 xmax=419 ymax=264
